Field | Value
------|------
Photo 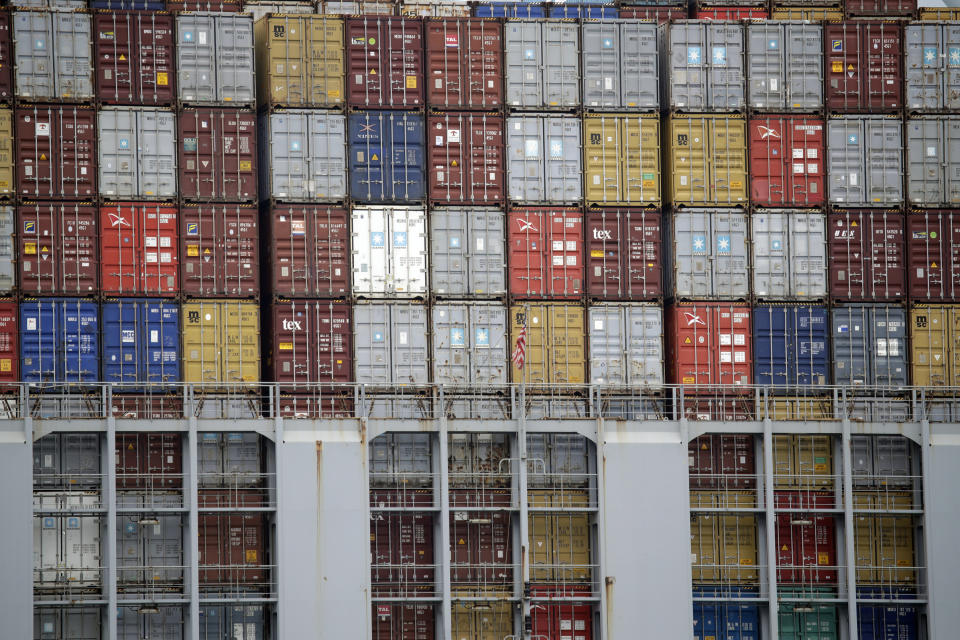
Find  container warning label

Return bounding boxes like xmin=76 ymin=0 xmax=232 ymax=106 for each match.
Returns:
xmin=832 ymin=61 xmax=843 ymax=73
xmin=832 ymin=40 xmax=842 ymax=52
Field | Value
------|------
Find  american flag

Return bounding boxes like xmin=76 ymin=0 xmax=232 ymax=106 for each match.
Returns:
xmin=512 ymin=324 xmax=527 ymax=369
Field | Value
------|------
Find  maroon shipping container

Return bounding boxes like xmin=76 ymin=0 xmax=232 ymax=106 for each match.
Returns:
xmin=449 ymin=486 xmax=511 ymax=508
xmin=100 ymin=202 xmax=179 ymax=296
xmin=749 ymin=116 xmax=825 ymax=208
xmin=828 ymin=210 xmax=906 ymax=301
xmin=180 ymin=204 xmax=259 ymax=298
xmin=18 ymin=202 xmax=98 ymax=296
xmin=0 ymin=12 xmax=12 ymax=102
xmin=450 ymin=510 xmax=512 ymax=586
xmin=509 ymin=207 xmax=583 ymax=299
xmin=198 ymin=493 xmax=266 ymax=587
xmin=695 ymin=7 xmax=769 ymax=19
xmin=530 ymin=585 xmax=594 ymax=640
xmin=277 ymin=392 xmax=355 ymax=418
xmin=617 ymin=6 xmax=687 ymax=22
xmin=425 ymin=18 xmax=502 ymax=108
xmin=371 ymin=512 xmax=435 ymax=595
xmin=167 ymin=0 xmax=241 ymax=10
xmin=846 ymin=0 xmax=916 ymax=17
xmin=907 ymin=212 xmax=960 ymax=301
xmin=682 ymin=397 xmax=756 ymax=422
xmin=427 ymin=112 xmax=504 ymax=204
xmin=0 ymin=300 xmax=17 ymax=385
xmin=268 ymin=300 xmax=352 ymax=386
xmin=775 ymin=491 xmax=838 ymax=584
xmin=266 ymin=205 xmax=349 ymax=299
xmin=373 ymin=604 xmax=436 ymax=640
xmin=667 ymin=303 xmax=753 ymax=391
xmin=178 ymin=108 xmax=257 ymax=202
xmin=115 ymin=432 xmax=183 ymax=489
xmin=15 ymin=106 xmax=97 ymax=199
xmin=689 ymin=434 xmax=756 ymax=489
xmin=585 ymin=208 xmax=662 ymax=301
xmin=94 ymin=12 xmax=175 ymax=106
xmin=111 ymin=394 xmax=184 ymax=420
xmin=825 ymin=22 xmax=903 ymax=112
xmin=347 ymin=17 xmax=424 ymax=108
xmin=371 ymin=487 xmax=434 ymax=509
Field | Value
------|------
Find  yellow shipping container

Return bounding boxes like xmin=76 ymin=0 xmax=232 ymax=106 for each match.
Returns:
xmin=451 ymin=590 xmax=513 ymax=640
xmin=255 ymin=15 xmax=345 ymax=107
xmin=583 ymin=113 xmax=661 ymax=206
xmin=690 ymin=512 xmax=720 ymax=582
xmin=690 ymin=493 xmax=758 ymax=585
xmin=910 ymin=305 xmax=960 ymax=388
xmin=770 ymin=7 xmax=844 ymax=20
xmin=665 ymin=114 xmax=748 ymax=207
xmin=0 ymin=108 xmax=13 ymax=196
xmin=529 ymin=513 xmax=591 ymax=582
xmin=720 ymin=514 xmax=758 ymax=583
xmin=919 ymin=8 xmax=960 ymax=19
xmin=510 ymin=303 xmax=585 ymax=385
xmin=773 ymin=435 xmax=834 ymax=490
xmin=182 ymin=300 xmax=260 ymax=387
xmin=854 ymin=493 xmax=916 ymax=585
xmin=690 ymin=489 xmax=756 ymax=510
xmin=854 ymin=501 xmax=878 ymax=584
xmin=762 ymin=397 xmax=835 ymax=422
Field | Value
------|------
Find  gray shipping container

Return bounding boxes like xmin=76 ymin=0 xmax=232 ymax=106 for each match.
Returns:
xmin=259 ymin=111 xmax=347 ymax=202
xmin=506 ymin=115 xmax=582 ymax=203
xmin=99 ymin=108 xmax=177 ymax=199
xmin=588 ymin=303 xmax=664 ymax=387
xmin=851 ymin=435 xmax=915 ymax=487
xmin=116 ymin=494 xmax=183 ymax=586
xmin=198 ymin=605 xmax=266 ymax=640
xmin=582 ymin=21 xmax=659 ymax=110
xmin=117 ymin=606 xmax=183 ymax=640
xmin=429 ymin=207 xmax=506 ymax=297
xmin=177 ymin=14 xmax=255 ymax=105
xmin=13 ymin=11 xmax=93 ymax=101
xmin=905 ymin=23 xmax=960 ymax=112
xmin=33 ymin=433 xmax=100 ymax=488
xmin=746 ymin=22 xmax=823 ymax=111
xmin=527 ymin=433 xmax=589 ymax=486
xmin=198 ymin=432 xmax=261 ymax=487
xmin=432 ymin=303 xmax=508 ymax=386
xmin=832 ymin=304 xmax=908 ymax=387
xmin=369 ymin=433 xmax=431 ymax=484
xmin=660 ymin=21 xmax=745 ymax=112
xmin=34 ymin=607 xmax=101 ymax=640
xmin=906 ymin=116 xmax=960 ymax=206
xmin=752 ymin=209 xmax=827 ymax=300
xmin=665 ymin=209 xmax=749 ymax=300
xmin=0 ymin=207 xmax=14 ymax=294
xmin=827 ymin=116 xmax=904 ymax=207
xmin=354 ymin=303 xmax=429 ymax=385
xmin=504 ymin=21 xmax=579 ymax=108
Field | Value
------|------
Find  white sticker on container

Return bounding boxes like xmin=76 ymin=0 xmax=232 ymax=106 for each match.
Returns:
xmin=793 ymin=149 xmax=804 ymax=159
xmin=719 ymin=334 xmax=732 ymax=346
xmin=145 ymin=252 xmax=157 ymax=263
xmin=167 ymin=455 xmax=173 ymax=464
xmin=770 ymin=78 xmax=778 ymax=91
xmin=877 ymin=338 xmax=887 ymax=356
xmin=476 ymin=238 xmax=484 ymax=251
xmin=435 ymin=78 xmax=443 ymax=89
xmin=720 ymin=351 xmax=732 ymax=363
xmin=145 ymin=236 xmax=158 ymax=247
xmin=553 ymin=256 xmax=564 ymax=265
xmin=917 ymin=268 xmax=924 ymax=278
xmin=850 ymin=173 xmax=858 ymax=186
xmin=150 ymin=330 xmax=158 ymax=343
xmin=566 ymin=241 xmax=576 ymax=251
xmin=44 ymin=454 xmax=52 ymax=467
xmin=448 ymin=129 xmax=460 ymax=143
xmin=552 ymin=240 xmax=563 ymax=251
xmin=594 ymin=319 xmax=604 ymax=330
xmin=525 ymin=139 xmax=538 ymax=157
xmin=806 ymin=163 xmax=817 ymax=174
xmin=691 ymin=553 xmax=697 ymax=563
xmin=928 ymin=146 xmax=937 ymax=157
xmin=567 ymin=255 xmax=577 ymax=266
xmin=735 ymin=351 xmax=745 ymax=363
xmin=561 ymin=620 xmax=572 ymax=631
xmin=27 ymin=318 xmax=36 ymax=331
xmin=593 ymin=175 xmax=601 ymax=185
xmin=734 ymin=334 xmax=745 ymax=346
xmin=435 ymin=135 xmax=444 ymax=146
xmin=436 ymin=171 xmax=444 ymax=182
xmin=680 ymin=176 xmax=688 ymax=185
xmin=80 ymin=167 xmax=87 ymax=175
xmin=604 ymin=77 xmax=613 ymax=90
xmin=576 ymin=621 xmax=586 ymax=631
xmin=24 ymin=166 xmax=32 ymax=176
xmin=122 ymin=329 xmax=135 ymax=343
xmin=794 ymin=163 xmax=805 ymax=174
xmin=399 ymin=331 xmax=407 ymax=345
xmin=35 ymin=122 xmax=49 ymax=136
xmin=807 ymin=148 xmax=818 ymax=159
xmin=160 ymin=237 xmax=171 ymax=247
xmin=489 ymin=172 xmax=496 ymax=181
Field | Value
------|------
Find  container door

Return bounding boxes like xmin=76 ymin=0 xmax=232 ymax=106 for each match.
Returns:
xmin=749 ymin=117 xmax=787 ymax=206
xmin=786 ymin=23 xmax=824 ymax=110
xmin=101 ymin=205 xmax=140 ymax=295
xmin=710 ymin=116 xmax=748 ymax=205
xmin=143 ymin=301 xmax=179 ymax=386
xmin=144 ymin=514 xmax=183 ymax=584
xmin=871 ymin=306 xmax=908 ymax=386
xmin=670 ymin=212 xmax=711 ymax=298
xmin=389 ymin=206 xmax=427 ymax=294
xmin=215 ymin=15 xmax=255 ymax=103
xmin=309 ymin=113 xmax=348 ymax=201
xmin=509 ymin=209 xmax=546 ymax=297
xmin=354 ymin=305 xmax=390 ymax=384
xmin=667 ymin=116 xmax=710 ymax=202
xmin=0 ymin=112 xmax=13 ymax=199
xmin=546 ymin=209 xmax=582 ymax=298
xmin=468 ymin=208 xmax=506 ymax=296
xmin=862 ymin=23 xmax=902 ymax=110
xmin=911 ymin=306 xmax=948 ymax=386
xmin=714 ymin=305 xmax=752 ymax=387
xmin=58 ymin=204 xmax=98 ymax=296
xmin=138 ymin=110 xmax=177 ymax=198
xmin=180 ymin=205 xmax=216 ymax=296
xmin=15 ymin=106 xmax=55 ymax=198
xmin=262 ymin=16 xmax=305 ymax=106
xmin=471 ymin=304 xmax=507 ymax=386
xmin=946 ymin=118 xmax=960 ymax=204
xmin=626 ymin=210 xmax=662 ymax=300
xmin=828 ymin=118 xmax=866 ymax=205
xmin=504 ymin=21 xmax=543 ymax=107
xmin=177 ymin=15 xmax=217 ymax=103
xmin=790 ymin=211 xmax=827 ymax=299
xmin=21 ymin=300 xmax=58 ymax=383
xmin=390 ymin=303 xmax=428 ymax=383
xmin=795 ymin=306 xmax=829 ymax=387
xmin=432 ymin=304 xmax=470 ymax=384
xmin=99 ymin=109 xmax=138 ymax=197
xmin=308 ymin=206 xmax=348 ymax=297
xmin=865 ymin=119 xmax=904 ymax=206
xmin=53 ymin=13 xmax=93 ymax=99
xmin=668 ymin=23 xmax=707 ymax=110
xmin=429 ymin=209 xmax=468 ymax=296
xmin=621 ymin=22 xmax=658 ymax=110
xmin=13 ymin=12 xmax=55 ymax=99
xmin=507 ymin=116 xmax=546 ymax=202
xmin=267 ymin=112 xmax=309 ymax=200
xmin=543 ymin=22 xmax=578 ymax=107
xmin=706 ymin=23 xmax=744 ymax=111
xmin=945 ymin=25 xmax=960 ymax=111
xmin=754 ymin=306 xmax=789 ymax=387
xmin=907 ymin=118 xmax=943 ymax=205
xmin=905 ymin=24 xmax=944 ymax=111
xmin=198 ymin=432 xmax=222 ymax=484
xmin=787 ymin=118 xmax=825 ymax=207
xmin=752 ymin=212 xmax=788 ymax=299
xmin=352 ymin=207 xmax=388 ymax=294
xmin=826 ymin=23 xmax=863 ymax=110
xmin=60 ymin=301 xmax=99 ymax=384
xmin=628 ymin=305 xmax=664 ymax=387
xmin=583 ymin=115 xmax=620 ymax=205
xmin=581 ymin=23 xmax=619 ymax=108
xmin=102 ymin=301 xmax=142 ymax=386
xmin=58 ymin=108 xmax=97 ymax=199
xmin=588 ymin=306 xmax=624 ymax=385
xmin=222 ymin=302 xmax=259 ymax=384
xmin=623 ymin=115 xmax=660 ymax=205
xmin=182 ymin=301 xmax=221 ymax=384
xmin=833 ymin=306 xmax=870 ymax=385
xmin=549 ymin=304 xmax=585 ymax=385
xmin=712 ymin=211 xmax=749 ymax=298
xmin=512 ymin=304 xmax=545 ymax=385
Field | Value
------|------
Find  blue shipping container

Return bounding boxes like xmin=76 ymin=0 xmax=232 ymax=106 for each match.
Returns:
xmin=199 ymin=604 xmax=265 ymax=640
xmin=474 ymin=2 xmax=546 ymax=17
xmin=102 ymin=300 xmax=180 ymax=389
xmin=349 ymin=111 xmax=425 ymax=203
xmin=857 ymin=587 xmax=919 ymax=640
xmin=693 ymin=586 xmax=760 ymax=640
xmin=754 ymin=305 xmax=830 ymax=388
xmin=548 ymin=4 xmax=618 ymax=18
xmin=20 ymin=299 xmax=99 ymax=385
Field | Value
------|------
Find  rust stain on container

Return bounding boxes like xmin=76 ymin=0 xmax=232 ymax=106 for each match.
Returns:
xmin=94 ymin=12 xmax=176 ymax=105
xmin=180 ymin=203 xmax=259 ymax=298
xmin=16 ymin=105 xmax=97 ymax=199
xmin=346 ymin=17 xmax=424 ymax=108
xmin=425 ymin=17 xmax=502 ymax=108
xmin=178 ymin=108 xmax=257 ymax=202
xmin=428 ymin=112 xmax=504 ymax=204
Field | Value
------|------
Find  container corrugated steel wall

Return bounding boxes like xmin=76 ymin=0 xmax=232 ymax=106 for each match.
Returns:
xmin=510 ymin=302 xmax=585 ymax=385
xmin=585 ymin=207 xmax=662 ymax=301
xmin=101 ymin=299 xmax=180 ymax=388
xmin=825 ymin=21 xmax=903 ymax=112
xmin=177 ymin=14 xmax=256 ymax=106
xmin=749 ymin=116 xmax=825 ymax=207
xmin=754 ymin=304 xmax=829 ymax=388
xmin=832 ymin=304 xmax=909 ymax=387
xmin=588 ymin=303 xmax=663 ymax=386
xmin=581 ymin=22 xmax=659 ymax=110
xmin=661 ymin=21 xmax=745 ymax=112
xmin=666 ymin=115 xmax=747 ymax=206
xmin=99 ymin=108 xmax=178 ymax=199
xmin=427 ymin=112 xmax=504 ymax=204
xmin=752 ymin=209 xmax=827 ymax=300
xmin=504 ymin=20 xmax=580 ymax=109
xmin=20 ymin=298 xmax=99 ymax=385
xmin=583 ymin=113 xmax=660 ymax=206
xmin=666 ymin=209 xmax=749 ymax=300
xmin=346 ymin=17 xmax=424 ymax=108
xmin=354 ymin=302 xmax=428 ymax=384
xmin=827 ymin=116 xmax=903 ymax=207
xmin=910 ymin=305 xmax=960 ymax=387
xmin=506 ymin=115 xmax=582 ymax=204
xmin=181 ymin=300 xmax=260 ymax=386
xmin=16 ymin=106 xmax=97 ymax=199
xmin=429 ymin=207 xmax=506 ymax=297
xmin=94 ymin=12 xmax=176 ymax=106
xmin=13 ymin=11 xmax=94 ymax=101
xmin=432 ymin=303 xmax=507 ymax=385
xmin=260 ymin=110 xmax=348 ymax=202
xmin=351 ymin=205 xmax=427 ymax=296
xmin=906 ymin=116 xmax=960 ymax=206
xmin=425 ymin=18 xmax=502 ymax=109
xmin=349 ymin=111 xmax=426 ymax=202
xmin=255 ymin=15 xmax=345 ymax=108
xmin=747 ymin=22 xmax=822 ymax=111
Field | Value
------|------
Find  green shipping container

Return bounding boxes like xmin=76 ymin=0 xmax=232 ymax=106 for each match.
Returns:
xmin=778 ymin=588 xmax=838 ymax=640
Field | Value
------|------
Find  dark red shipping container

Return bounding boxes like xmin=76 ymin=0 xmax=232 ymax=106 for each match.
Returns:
xmin=828 ymin=210 xmax=906 ymax=301
xmin=371 ymin=487 xmax=433 ymax=509
xmin=18 ymin=202 xmax=98 ymax=296
xmin=0 ymin=12 xmax=12 ymax=102
xmin=907 ymin=212 xmax=960 ymax=301
xmin=449 ymin=486 xmax=511 ymax=509
xmin=167 ymin=0 xmax=241 ymax=10
xmin=115 ymin=432 xmax=182 ymax=489
xmin=450 ymin=510 xmax=512 ymax=586
xmin=775 ymin=491 xmax=838 ymax=584
xmin=585 ymin=208 xmax=662 ymax=301
xmin=689 ymin=434 xmax=718 ymax=489
xmin=15 ymin=106 xmax=97 ymax=199
xmin=689 ymin=434 xmax=756 ymax=489
xmin=111 ymin=394 xmax=184 ymax=420
xmin=268 ymin=300 xmax=352 ymax=386
xmin=509 ymin=207 xmax=583 ymax=299
xmin=347 ymin=17 xmax=424 ymax=108
xmin=530 ymin=585 xmax=594 ymax=640
xmin=617 ymin=6 xmax=687 ymax=22
xmin=667 ymin=303 xmax=753 ymax=391
xmin=94 ymin=12 xmax=176 ymax=106
xmin=180 ymin=203 xmax=259 ymax=298
xmin=372 ymin=604 xmax=435 ymax=640
xmin=0 ymin=301 xmax=17 ymax=384
xmin=749 ymin=116 xmax=825 ymax=208
xmin=427 ymin=112 xmax=504 ymax=204
xmin=695 ymin=7 xmax=769 ymax=19
xmin=100 ymin=202 xmax=179 ymax=296
xmin=277 ymin=392 xmax=355 ymax=419
xmin=425 ymin=18 xmax=502 ymax=108
xmin=825 ymin=22 xmax=903 ymax=112
xmin=846 ymin=0 xmax=916 ymax=17
xmin=198 ymin=493 xmax=266 ymax=588
xmin=371 ymin=512 xmax=435 ymax=595
xmin=682 ymin=397 xmax=756 ymax=422
xmin=178 ymin=108 xmax=257 ymax=202
xmin=266 ymin=205 xmax=350 ymax=299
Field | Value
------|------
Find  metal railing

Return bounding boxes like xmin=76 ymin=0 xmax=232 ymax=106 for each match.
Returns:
xmin=527 ymin=474 xmax=598 ymax=510
xmin=371 ymin=564 xmax=440 ymax=598
xmin=370 ymin=472 xmax=437 ymax=509
xmin=449 ymin=563 xmax=519 ymax=593
xmin=117 ymin=566 xmax=187 ymax=598
xmin=197 ymin=566 xmax=276 ymax=598
xmin=33 ymin=567 xmax=104 ymax=598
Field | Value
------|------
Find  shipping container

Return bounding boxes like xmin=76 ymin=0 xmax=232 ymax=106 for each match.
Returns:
xmin=354 ymin=302 xmax=429 ymax=384
xmin=690 ymin=509 xmax=758 ymax=583
xmin=746 ymin=22 xmax=822 ymax=112
xmin=198 ymin=432 xmax=262 ymax=487
xmin=827 ymin=116 xmax=903 ymax=207
xmin=370 ymin=432 xmax=432 ymax=491
xmin=618 ymin=6 xmax=687 ymax=22
xmin=665 ymin=209 xmax=749 ymax=300
xmin=20 ymin=298 xmax=98 ymax=385
xmin=530 ymin=587 xmax=594 ymax=640
xmin=15 ymin=106 xmax=96 ymax=199
xmin=910 ymin=305 xmax=960 ymax=388
xmin=474 ymin=1 xmax=544 ymax=18
xmin=427 ymin=112 xmax=504 ymax=204
xmin=854 ymin=496 xmax=917 ymax=584
xmin=370 ymin=511 xmax=435 ymax=594
xmin=771 ymin=7 xmax=844 ymax=21
xmin=322 ymin=1 xmax=395 ymax=15
xmin=429 ymin=207 xmax=505 ymax=297
xmin=526 ymin=433 xmax=590 ymax=492
xmin=425 ymin=17 xmax=501 ymax=109
xmin=583 ymin=113 xmax=660 ymax=206
xmin=450 ymin=596 xmax=513 ymax=638
xmin=666 ymin=303 xmax=752 ymax=389
xmin=695 ymin=6 xmax=767 ymax=19
xmin=34 ymin=607 xmax=101 ymax=640
xmin=749 ymin=116 xmax=825 ymax=207
xmin=919 ymin=8 xmax=960 ymax=20
xmin=349 ymin=111 xmax=426 ymax=202
xmin=33 ymin=433 xmax=100 ymax=488
xmin=0 ymin=109 xmax=13 ymax=197
xmin=181 ymin=300 xmax=260 ymax=387
xmin=177 ymin=14 xmax=255 ymax=106
xmin=116 ymin=606 xmax=183 ymax=640
xmin=91 ymin=0 xmax=166 ymax=6
xmin=449 ymin=432 xmax=509 ymax=486
xmin=581 ymin=21 xmax=657 ymax=111
xmin=665 ymin=115 xmax=748 ymax=206
xmin=115 ymin=433 xmax=182 ymax=488
xmin=752 ymin=210 xmax=827 ymax=299
xmin=508 ymin=207 xmax=583 ymax=299
xmin=588 ymin=303 xmax=663 ymax=387
xmin=692 ymin=587 xmax=760 ymax=640
xmin=660 ymin=21 xmax=745 ymax=112
xmin=98 ymin=108 xmax=177 ymax=200
xmin=169 ymin=0 xmax=242 ymax=9
xmin=778 ymin=593 xmax=838 ymax=640
xmin=846 ymin=0 xmax=916 ymax=18
xmin=33 ymin=497 xmax=101 ymax=591
xmin=851 ymin=435 xmax=916 ymax=488
xmin=100 ymin=203 xmax=178 ymax=296
xmin=267 ymin=300 xmax=351 ymax=386
xmin=17 ymin=202 xmax=97 ymax=295
xmin=450 ymin=510 xmax=512 ymax=588
xmin=504 ymin=20 xmax=579 ymax=109
xmin=0 ymin=13 xmax=11 ymax=102
xmin=529 ymin=512 xmax=591 ymax=581
xmin=198 ymin=501 xmax=266 ymax=588
xmin=506 ymin=115 xmax=582 ymax=203
xmin=265 ymin=204 xmax=347 ymax=298
xmin=825 ymin=22 xmax=903 ymax=112
xmin=13 ymin=11 xmax=93 ymax=101
xmin=773 ymin=434 xmax=833 ymax=489
xmin=754 ymin=305 xmax=829 ymax=389
xmin=763 ymin=396 xmax=834 ymax=422
xmin=117 ymin=501 xmax=183 ymax=587
xmin=432 ymin=303 xmax=507 ymax=386
xmin=101 ymin=299 xmax=180 ymax=389
xmin=550 ymin=3 xmax=616 ymax=18
xmin=178 ymin=108 xmax=257 ymax=202
xmin=905 ymin=23 xmax=960 ymax=113
xmin=832 ymin=304 xmax=908 ymax=387
xmin=906 ymin=117 xmax=960 ymax=207
xmin=180 ymin=203 xmax=259 ymax=298
xmin=828 ymin=210 xmax=905 ymax=301
xmin=346 ymin=17 xmax=423 ymax=108
xmin=260 ymin=110 xmax=347 ymax=202
xmin=254 ymin=14 xmax=345 ymax=108
xmin=199 ymin=605 xmax=267 ymax=640
xmin=402 ymin=1 xmax=471 ymax=17
xmin=245 ymin=2 xmax=316 ymax=22
xmin=688 ymin=434 xmax=756 ymax=490
xmin=585 ymin=207 xmax=662 ymax=301
xmin=775 ymin=491 xmax=838 ymax=584
xmin=372 ymin=603 xmax=435 ymax=640
xmin=351 ymin=206 xmax=427 ymax=296
xmin=510 ymin=303 xmax=585 ymax=385
xmin=857 ymin=590 xmax=919 ymax=640
xmin=94 ymin=12 xmax=175 ymax=106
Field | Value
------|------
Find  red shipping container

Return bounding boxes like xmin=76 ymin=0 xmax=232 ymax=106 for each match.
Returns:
xmin=585 ymin=208 xmax=662 ymax=301
xmin=268 ymin=301 xmax=352 ymax=386
xmin=15 ymin=106 xmax=97 ymax=199
xmin=509 ymin=207 xmax=583 ymax=299
xmin=775 ymin=491 xmax=838 ymax=584
xmin=530 ymin=585 xmax=594 ymax=640
xmin=347 ymin=17 xmax=424 ymax=108
xmin=266 ymin=205 xmax=350 ymax=299
xmin=178 ymin=108 xmax=257 ymax=202
xmin=689 ymin=434 xmax=756 ymax=489
xmin=0 ymin=12 xmax=12 ymax=102
xmin=695 ymin=7 xmax=769 ymax=19
xmin=371 ymin=512 xmax=435 ymax=595
xmin=180 ymin=204 xmax=259 ymax=298
xmin=667 ymin=303 xmax=753 ymax=391
xmin=846 ymin=0 xmax=916 ymax=17
xmin=825 ymin=22 xmax=903 ymax=112
xmin=18 ymin=202 xmax=98 ymax=295
xmin=100 ymin=203 xmax=179 ymax=296
xmin=828 ymin=210 xmax=905 ymax=301
xmin=372 ymin=604 xmax=435 ymax=640
xmin=425 ymin=18 xmax=502 ymax=108
xmin=277 ymin=392 xmax=355 ymax=419
xmin=906 ymin=212 xmax=960 ymax=302
xmin=198 ymin=493 xmax=266 ymax=587
xmin=0 ymin=301 xmax=17 ymax=384
xmin=749 ymin=116 xmax=825 ymax=208
xmin=617 ymin=6 xmax=687 ymax=22
xmin=450 ymin=510 xmax=512 ymax=587
xmin=427 ymin=112 xmax=504 ymax=204
xmin=689 ymin=434 xmax=718 ymax=489
xmin=94 ymin=12 xmax=176 ymax=106
xmin=115 ymin=432 xmax=182 ymax=489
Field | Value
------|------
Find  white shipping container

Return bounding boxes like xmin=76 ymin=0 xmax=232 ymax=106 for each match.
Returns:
xmin=33 ymin=493 xmax=102 ymax=591
xmin=352 ymin=206 xmax=428 ymax=296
